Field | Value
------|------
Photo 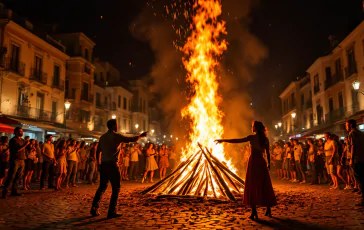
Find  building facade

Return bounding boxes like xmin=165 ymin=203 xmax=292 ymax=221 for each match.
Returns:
xmin=129 ymin=80 xmax=149 ymax=134
xmin=0 ymin=8 xmax=69 ymax=140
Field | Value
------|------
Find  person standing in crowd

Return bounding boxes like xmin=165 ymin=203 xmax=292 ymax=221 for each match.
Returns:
xmin=334 ymin=135 xmax=349 ymax=189
xmin=55 ymin=140 xmax=67 ymax=191
xmin=121 ymin=145 xmax=130 ymax=181
xmin=87 ymin=142 xmax=98 ymax=185
xmin=65 ymin=140 xmax=79 ymax=188
xmin=342 ymin=137 xmax=354 ymax=190
xmin=324 ymin=132 xmax=339 ymax=189
xmin=316 ymin=139 xmax=326 ymax=184
xmin=142 ymin=143 xmax=159 ymax=183
xmin=158 ymin=144 xmax=169 ymax=180
xmin=2 ymin=127 xmax=29 ymax=198
xmin=282 ymin=142 xmax=289 ymax=180
xmin=215 ymin=121 xmax=277 ymax=220
xmin=346 ymin=119 xmax=364 ymax=206
xmin=307 ymin=139 xmax=317 ymax=185
xmin=293 ymin=139 xmax=306 ymax=183
xmin=0 ymin=136 xmax=9 ymax=187
xmin=90 ymin=119 xmax=147 ymax=218
xmin=129 ymin=143 xmax=141 ymax=181
xmin=272 ymin=142 xmax=283 ymax=179
xmin=78 ymin=141 xmax=87 ymax=181
xmin=23 ymin=139 xmax=37 ymax=190
xmin=34 ymin=140 xmax=42 ymax=182
xmin=40 ymin=135 xmax=55 ymax=190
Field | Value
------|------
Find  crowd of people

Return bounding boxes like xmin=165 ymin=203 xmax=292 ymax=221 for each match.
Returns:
xmin=267 ymin=119 xmax=364 ymax=205
xmin=0 ymin=126 xmax=178 ymax=198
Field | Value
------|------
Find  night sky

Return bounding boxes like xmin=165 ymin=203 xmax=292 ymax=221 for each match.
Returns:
xmin=2 ymin=0 xmax=363 ymax=121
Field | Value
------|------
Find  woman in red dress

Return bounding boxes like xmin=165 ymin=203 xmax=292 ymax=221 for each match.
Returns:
xmin=215 ymin=121 xmax=277 ymax=219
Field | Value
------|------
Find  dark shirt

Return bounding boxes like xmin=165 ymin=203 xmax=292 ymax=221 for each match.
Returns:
xmin=98 ymin=130 xmax=139 ymax=163
xmin=348 ymin=128 xmax=364 ymax=164
xmin=9 ymin=137 xmax=26 ymax=161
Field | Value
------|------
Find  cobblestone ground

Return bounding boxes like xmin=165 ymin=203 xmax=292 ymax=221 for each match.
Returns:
xmin=1 ymin=176 xmax=364 ymax=229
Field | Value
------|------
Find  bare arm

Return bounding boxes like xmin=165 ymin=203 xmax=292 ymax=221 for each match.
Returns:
xmin=265 ymin=141 xmax=271 ymax=169
xmin=329 ymin=142 xmax=336 ymax=163
xmin=215 ymin=136 xmax=251 ymax=144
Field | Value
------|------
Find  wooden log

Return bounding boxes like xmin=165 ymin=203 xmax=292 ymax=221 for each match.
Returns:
xmin=179 ymin=153 xmax=203 ymax=195
xmin=206 ymin=164 xmax=217 ymax=198
xmin=198 ymin=143 xmax=236 ymax=201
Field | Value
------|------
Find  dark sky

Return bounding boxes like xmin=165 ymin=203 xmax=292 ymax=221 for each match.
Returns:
xmin=3 ymin=0 xmax=363 ymax=120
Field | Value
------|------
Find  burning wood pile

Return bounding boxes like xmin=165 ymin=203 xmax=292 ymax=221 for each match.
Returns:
xmin=141 ymin=143 xmax=244 ymax=201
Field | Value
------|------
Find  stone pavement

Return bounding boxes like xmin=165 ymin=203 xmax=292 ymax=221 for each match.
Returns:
xmin=0 ymin=178 xmax=364 ymax=229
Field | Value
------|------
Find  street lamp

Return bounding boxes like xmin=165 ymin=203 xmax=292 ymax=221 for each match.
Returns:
xmin=291 ymin=112 xmax=296 ymax=119
xmin=170 ymin=135 xmax=173 ymax=138
xmin=352 ymin=80 xmax=364 ymax=95
xmin=111 ymin=114 xmax=116 ymax=119
xmin=291 ymin=112 xmax=296 ymax=135
xmin=64 ymin=101 xmax=71 ymax=138
xmin=275 ymin=124 xmax=278 ymax=129
xmin=163 ymin=135 xmax=166 ymax=138
xmin=151 ymin=129 xmax=155 ymax=134
xmin=135 ymin=124 xmax=139 ymax=129
xmin=176 ymin=137 xmax=178 ymax=141
xmin=278 ymin=122 xmax=282 ymax=128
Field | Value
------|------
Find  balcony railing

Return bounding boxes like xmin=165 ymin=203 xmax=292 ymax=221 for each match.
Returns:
xmin=345 ymin=63 xmax=357 ymax=79
xmin=81 ymin=94 xmax=94 ymax=103
xmin=1 ymin=57 xmax=25 ymax=76
xmin=325 ymin=73 xmax=344 ymax=90
xmin=94 ymin=80 xmax=106 ymax=88
xmin=30 ymin=68 xmax=48 ymax=85
xmin=4 ymin=105 xmax=57 ymax=122
xmin=325 ymin=107 xmax=345 ymax=123
xmin=52 ymin=78 xmax=65 ymax=91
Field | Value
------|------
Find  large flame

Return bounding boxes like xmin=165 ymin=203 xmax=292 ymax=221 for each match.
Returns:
xmin=181 ymin=0 xmax=235 ymax=173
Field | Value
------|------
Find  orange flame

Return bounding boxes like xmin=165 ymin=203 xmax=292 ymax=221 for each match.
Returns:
xmin=181 ymin=0 xmax=236 ymax=173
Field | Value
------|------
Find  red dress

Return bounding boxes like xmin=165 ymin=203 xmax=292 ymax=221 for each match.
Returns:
xmin=227 ymin=134 xmax=276 ymax=207
xmin=243 ymin=147 xmax=277 ymax=207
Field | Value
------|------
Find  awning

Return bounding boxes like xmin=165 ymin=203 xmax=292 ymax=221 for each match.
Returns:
xmin=10 ymin=118 xmax=75 ymax=134
xmin=0 ymin=122 xmax=14 ymax=133
xmin=0 ymin=115 xmax=21 ymax=125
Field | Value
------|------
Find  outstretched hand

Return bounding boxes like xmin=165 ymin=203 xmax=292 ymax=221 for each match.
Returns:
xmin=214 ymin=139 xmax=224 ymax=144
xmin=140 ymin=131 xmax=148 ymax=138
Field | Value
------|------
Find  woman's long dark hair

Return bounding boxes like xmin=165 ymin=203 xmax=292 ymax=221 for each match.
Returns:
xmin=253 ymin=121 xmax=268 ymax=146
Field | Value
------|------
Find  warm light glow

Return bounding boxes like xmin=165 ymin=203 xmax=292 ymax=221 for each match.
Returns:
xmin=163 ymin=135 xmax=166 ymax=138
xmin=170 ymin=135 xmax=173 ymax=138
xmin=278 ymin=122 xmax=282 ymax=127
xmin=353 ymin=81 xmax=361 ymax=91
xmin=291 ymin=112 xmax=296 ymax=119
xmin=111 ymin=114 xmax=116 ymax=119
xmin=275 ymin=124 xmax=278 ymax=129
xmin=151 ymin=129 xmax=155 ymax=134
xmin=64 ymin=101 xmax=71 ymax=110
xmin=176 ymin=137 xmax=178 ymax=141
xmin=135 ymin=124 xmax=139 ymax=129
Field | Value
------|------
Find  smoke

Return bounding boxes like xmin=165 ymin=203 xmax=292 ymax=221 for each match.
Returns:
xmin=131 ymin=0 xmax=268 ymax=164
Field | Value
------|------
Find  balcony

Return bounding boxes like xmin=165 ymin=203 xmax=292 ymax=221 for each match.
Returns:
xmin=30 ymin=68 xmax=48 ymax=85
xmin=81 ymin=94 xmax=94 ymax=103
xmin=1 ymin=57 xmax=25 ymax=76
xmin=94 ymin=80 xmax=106 ymax=88
xmin=52 ymin=78 xmax=65 ymax=91
xmin=5 ymin=105 xmax=56 ymax=122
xmin=96 ymin=101 xmax=103 ymax=109
xmin=345 ymin=63 xmax=357 ymax=79
xmin=325 ymin=73 xmax=344 ymax=90
xmin=325 ymin=107 xmax=345 ymax=123
xmin=111 ymin=102 xmax=116 ymax=111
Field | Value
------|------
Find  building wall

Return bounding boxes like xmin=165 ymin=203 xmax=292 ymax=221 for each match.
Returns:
xmin=0 ymin=21 xmax=68 ymax=125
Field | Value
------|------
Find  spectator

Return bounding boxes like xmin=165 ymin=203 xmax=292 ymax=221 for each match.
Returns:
xmin=87 ymin=142 xmax=98 ymax=185
xmin=307 ymin=139 xmax=317 ymax=185
xmin=129 ymin=143 xmax=141 ymax=180
xmin=121 ymin=145 xmax=130 ymax=180
xmin=34 ymin=141 xmax=42 ymax=182
xmin=342 ymin=137 xmax=353 ymax=190
xmin=316 ymin=139 xmax=326 ymax=184
xmin=346 ymin=119 xmax=364 ymax=206
xmin=65 ymin=140 xmax=78 ymax=188
xmin=293 ymin=139 xmax=306 ymax=183
xmin=142 ymin=143 xmax=158 ymax=183
xmin=78 ymin=141 xmax=87 ymax=181
xmin=324 ymin=132 xmax=339 ymax=190
xmin=23 ymin=139 xmax=37 ymax=190
xmin=282 ymin=142 xmax=289 ymax=180
xmin=55 ymin=140 xmax=67 ymax=191
xmin=159 ymin=144 xmax=169 ymax=180
xmin=0 ymin=136 xmax=10 ymax=187
xmin=272 ymin=142 xmax=283 ymax=179
xmin=2 ymin=127 xmax=29 ymax=198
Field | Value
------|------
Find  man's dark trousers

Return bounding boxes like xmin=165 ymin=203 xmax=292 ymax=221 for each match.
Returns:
xmin=91 ymin=161 xmax=120 ymax=214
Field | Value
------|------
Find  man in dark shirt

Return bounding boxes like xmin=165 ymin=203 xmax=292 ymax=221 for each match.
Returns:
xmin=2 ymin=127 xmax=29 ymax=198
xmin=346 ymin=119 xmax=364 ymax=206
xmin=90 ymin=119 xmax=147 ymax=218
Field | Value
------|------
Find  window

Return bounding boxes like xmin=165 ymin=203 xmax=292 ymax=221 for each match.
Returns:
xmin=85 ymin=48 xmax=89 ymax=61
xmin=347 ymin=48 xmax=357 ymax=77
xmin=104 ymin=96 xmax=108 ymax=107
xmin=290 ymin=93 xmax=295 ymax=108
xmin=325 ymin=67 xmax=332 ymax=83
xmin=338 ymin=92 xmax=344 ymax=108
xmin=335 ymin=58 xmax=342 ymax=80
xmin=123 ymin=119 xmax=127 ymax=131
xmin=96 ymin=93 xmax=101 ymax=107
xmin=10 ymin=44 xmax=20 ymax=71
xmin=82 ymin=82 xmax=89 ymax=100
xmin=94 ymin=73 xmax=97 ymax=81
xmin=51 ymin=101 xmax=57 ymax=121
xmin=100 ymin=72 xmax=104 ymax=81
xmin=314 ymin=74 xmax=320 ymax=94
xmin=34 ymin=55 xmax=43 ymax=76
xmin=118 ymin=96 xmax=121 ymax=108
xmin=123 ymin=97 xmax=127 ymax=110
xmin=329 ymin=97 xmax=334 ymax=112
xmin=53 ymin=65 xmax=60 ymax=86
xmin=65 ymin=80 xmax=69 ymax=97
